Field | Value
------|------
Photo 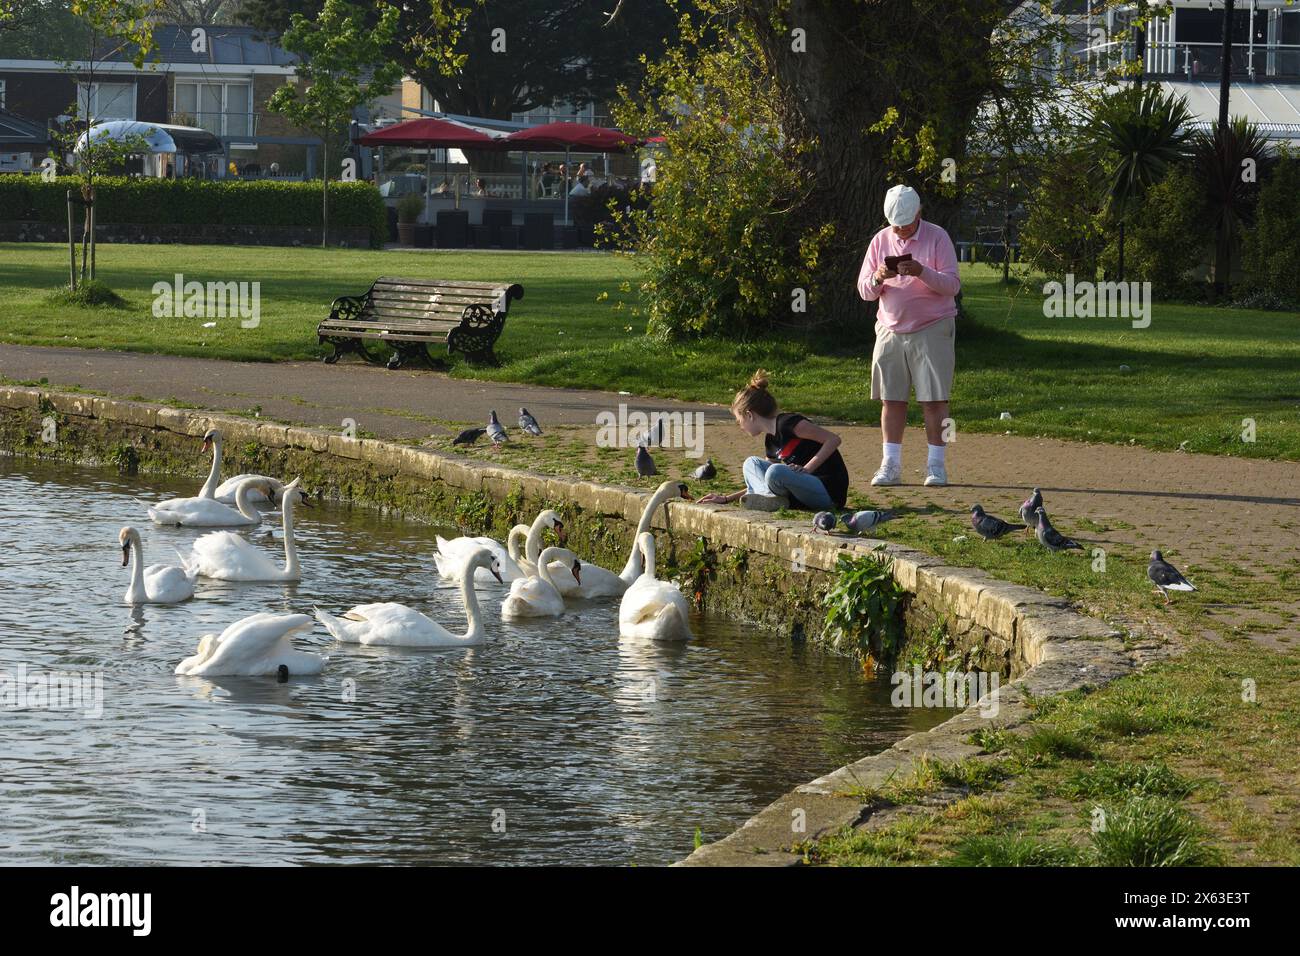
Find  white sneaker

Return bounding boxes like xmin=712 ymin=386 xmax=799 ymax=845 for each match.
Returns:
xmin=871 ymin=462 xmax=901 ymax=486
xmin=923 ymin=463 xmax=948 ymax=486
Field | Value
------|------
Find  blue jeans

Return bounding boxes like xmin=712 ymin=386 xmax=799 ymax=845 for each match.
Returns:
xmin=743 ymin=457 xmax=834 ymax=511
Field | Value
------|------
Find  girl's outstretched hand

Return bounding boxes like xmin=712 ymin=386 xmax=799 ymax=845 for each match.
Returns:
xmin=697 ymin=492 xmax=732 ymax=504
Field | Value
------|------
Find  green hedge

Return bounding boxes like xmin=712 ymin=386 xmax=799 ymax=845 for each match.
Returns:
xmin=0 ymin=175 xmax=388 ymax=248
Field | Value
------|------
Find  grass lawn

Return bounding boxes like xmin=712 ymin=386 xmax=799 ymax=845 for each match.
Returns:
xmin=1 ymin=242 xmax=1296 ymax=461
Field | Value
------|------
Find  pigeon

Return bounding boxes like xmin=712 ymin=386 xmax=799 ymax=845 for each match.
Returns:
xmin=1034 ymin=506 xmax=1082 ymax=551
xmin=452 ymin=427 xmax=485 ymax=446
xmin=970 ymin=504 xmax=1025 ymax=540
xmin=518 ymin=407 xmax=543 ymax=436
xmin=813 ymin=511 xmax=837 ymax=533
xmin=635 ymin=445 xmax=657 ymax=477
xmin=486 ymin=410 xmax=508 ymax=446
xmin=842 ymin=510 xmax=888 ymax=534
xmin=1148 ymin=550 xmax=1196 ymax=604
xmin=1019 ymin=488 xmax=1044 ymax=531
xmin=692 ymin=458 xmax=716 ymax=481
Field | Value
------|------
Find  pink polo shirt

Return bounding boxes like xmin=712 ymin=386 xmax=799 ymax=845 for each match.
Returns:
xmin=856 ymin=218 xmax=961 ymax=333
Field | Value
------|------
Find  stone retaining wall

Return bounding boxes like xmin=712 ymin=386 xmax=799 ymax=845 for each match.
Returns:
xmin=0 ymin=385 xmax=1138 ymax=864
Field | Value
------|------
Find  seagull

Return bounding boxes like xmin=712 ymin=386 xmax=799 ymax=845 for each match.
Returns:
xmin=518 ymin=407 xmax=543 ymax=436
xmin=842 ymin=510 xmax=888 ymax=534
xmin=692 ymin=458 xmax=716 ymax=480
xmin=1148 ymin=550 xmax=1196 ymax=604
xmin=635 ymin=445 xmax=657 ymax=477
xmin=813 ymin=511 xmax=837 ymax=533
xmin=1035 ymin=506 xmax=1082 ymax=551
xmin=453 ymin=426 xmax=485 ymax=446
xmin=970 ymin=504 xmax=1025 ymax=540
xmin=1019 ymin=488 xmax=1044 ymax=531
xmin=486 ymin=410 xmax=508 ymax=446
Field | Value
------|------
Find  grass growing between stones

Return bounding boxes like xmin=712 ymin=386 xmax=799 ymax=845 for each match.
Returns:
xmin=803 ymin=640 xmax=1300 ymax=866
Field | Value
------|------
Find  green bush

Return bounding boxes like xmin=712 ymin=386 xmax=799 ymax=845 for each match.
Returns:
xmin=1019 ymin=147 xmax=1108 ymax=281
xmin=0 ymin=175 xmax=388 ymax=248
xmin=1100 ymin=164 xmax=1208 ymax=289
xmin=1242 ymin=154 xmax=1300 ymax=302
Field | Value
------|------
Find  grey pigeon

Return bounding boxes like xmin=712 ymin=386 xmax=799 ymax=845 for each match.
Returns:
xmin=842 ymin=510 xmax=888 ymax=534
xmin=635 ymin=445 xmax=657 ymax=477
xmin=692 ymin=458 xmax=716 ymax=481
xmin=1148 ymin=550 xmax=1196 ymax=604
xmin=486 ymin=410 xmax=508 ymax=446
xmin=453 ymin=427 xmax=485 ymax=446
xmin=970 ymin=504 xmax=1025 ymax=540
xmin=1019 ymin=488 xmax=1044 ymax=531
xmin=1035 ymin=507 xmax=1082 ymax=551
xmin=518 ymin=407 xmax=543 ymax=436
xmin=813 ymin=511 xmax=837 ymax=533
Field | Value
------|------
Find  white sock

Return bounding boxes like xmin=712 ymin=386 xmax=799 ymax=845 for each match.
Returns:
xmin=927 ymin=443 xmax=946 ymax=468
xmin=882 ymin=442 xmax=902 ymax=467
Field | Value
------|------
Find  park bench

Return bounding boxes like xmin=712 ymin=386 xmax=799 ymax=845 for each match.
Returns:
xmin=317 ymin=277 xmax=524 ymax=368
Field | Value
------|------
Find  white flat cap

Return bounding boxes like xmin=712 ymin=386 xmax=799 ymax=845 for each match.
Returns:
xmin=883 ymin=185 xmax=921 ymax=227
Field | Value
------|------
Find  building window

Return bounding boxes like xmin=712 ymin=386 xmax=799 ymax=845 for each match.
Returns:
xmin=77 ymin=82 xmax=136 ymax=121
xmin=174 ymin=81 xmax=253 ymax=137
xmin=0 ymin=79 xmax=6 ymax=110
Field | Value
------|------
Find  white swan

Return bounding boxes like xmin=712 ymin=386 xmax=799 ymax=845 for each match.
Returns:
xmin=175 ymin=612 xmax=325 ymax=677
xmin=434 ymin=509 xmax=562 ymax=584
xmin=534 ymin=480 xmax=691 ymax=598
xmin=314 ymin=548 xmax=502 ymax=647
xmin=194 ymin=428 xmax=290 ymax=505
xmin=149 ymin=476 xmax=269 ymax=527
xmin=507 ymin=524 xmax=533 ymax=573
xmin=501 ymin=546 xmax=580 ymax=619
xmin=119 ymin=526 xmax=197 ymax=604
xmin=619 ymin=532 xmax=692 ymax=642
xmin=184 ymin=478 xmax=303 ymax=581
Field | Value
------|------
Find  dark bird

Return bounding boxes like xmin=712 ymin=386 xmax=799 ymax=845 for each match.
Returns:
xmin=518 ymin=407 xmax=543 ymax=436
xmin=692 ymin=458 xmax=716 ymax=481
xmin=276 ymin=664 xmax=289 ymax=683
xmin=1019 ymin=488 xmax=1044 ymax=531
xmin=970 ymin=504 xmax=1026 ymax=540
xmin=813 ymin=511 xmax=837 ymax=533
xmin=452 ymin=427 xmax=485 ymax=446
xmin=486 ymin=410 xmax=508 ymax=446
xmin=1148 ymin=550 xmax=1196 ymax=604
xmin=842 ymin=510 xmax=888 ymax=534
xmin=635 ymin=445 xmax=657 ymax=477
xmin=1035 ymin=507 xmax=1082 ymax=552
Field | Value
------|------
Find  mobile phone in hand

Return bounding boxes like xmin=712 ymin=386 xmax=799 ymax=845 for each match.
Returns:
xmin=884 ymin=253 xmax=913 ymax=271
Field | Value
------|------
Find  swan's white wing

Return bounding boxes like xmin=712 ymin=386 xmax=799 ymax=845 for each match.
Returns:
xmin=501 ymin=575 xmax=563 ymax=618
xmin=619 ymin=578 xmax=692 ymax=641
xmin=190 ymin=531 xmax=284 ymax=581
xmin=436 ymin=535 xmax=520 ymax=583
xmin=213 ymin=474 xmax=277 ymax=504
xmin=150 ymin=497 xmax=256 ymax=528
xmin=142 ymin=564 xmax=195 ymax=603
xmin=551 ymin=560 xmax=624 ymax=598
xmin=185 ymin=613 xmax=317 ymax=676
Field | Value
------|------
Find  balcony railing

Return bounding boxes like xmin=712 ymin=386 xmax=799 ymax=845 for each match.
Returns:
xmin=169 ymin=111 xmax=259 ymax=138
xmin=1082 ymin=40 xmax=1300 ymax=79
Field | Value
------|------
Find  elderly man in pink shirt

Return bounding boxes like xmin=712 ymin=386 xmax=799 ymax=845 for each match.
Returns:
xmin=857 ymin=185 xmax=961 ymax=487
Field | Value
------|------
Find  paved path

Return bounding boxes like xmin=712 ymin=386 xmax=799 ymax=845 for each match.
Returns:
xmin=4 ymin=344 xmax=1298 ymax=645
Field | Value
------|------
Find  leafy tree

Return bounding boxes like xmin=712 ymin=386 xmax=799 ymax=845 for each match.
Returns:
xmin=1086 ymin=84 xmax=1194 ymax=281
xmin=0 ymin=1 xmax=90 ymax=59
xmin=266 ymin=0 xmax=403 ymax=245
xmin=1242 ymin=150 xmax=1300 ymax=302
xmin=1100 ymin=164 xmax=1207 ymax=289
xmin=1192 ymin=117 xmax=1268 ymax=296
xmin=1019 ymin=146 xmax=1108 ymax=282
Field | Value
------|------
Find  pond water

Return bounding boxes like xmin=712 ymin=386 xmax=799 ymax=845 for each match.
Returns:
xmin=0 ymin=459 xmax=954 ymax=866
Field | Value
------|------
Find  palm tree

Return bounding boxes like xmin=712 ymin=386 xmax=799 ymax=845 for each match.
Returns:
xmin=1193 ymin=117 xmax=1269 ymax=296
xmin=1087 ymin=85 xmax=1195 ymax=281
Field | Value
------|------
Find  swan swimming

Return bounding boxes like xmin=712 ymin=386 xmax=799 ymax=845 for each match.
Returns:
xmin=118 ymin=526 xmax=197 ymax=605
xmin=314 ymin=548 xmax=503 ymax=647
xmin=175 ymin=612 xmax=326 ymax=677
xmin=501 ymin=546 xmax=580 ymax=619
xmin=619 ymin=532 xmax=692 ymax=642
xmin=184 ymin=478 xmax=303 ymax=582
xmin=148 ymin=475 xmax=270 ymax=528
xmin=195 ymin=428 xmax=295 ymax=505
xmin=434 ymin=510 xmax=562 ymax=584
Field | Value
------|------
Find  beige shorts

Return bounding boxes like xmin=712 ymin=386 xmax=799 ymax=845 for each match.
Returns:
xmin=870 ymin=316 xmax=956 ymax=402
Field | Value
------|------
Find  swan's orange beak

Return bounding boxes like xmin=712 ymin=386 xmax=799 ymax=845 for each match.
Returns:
xmin=120 ymin=542 xmax=130 ymax=566
xmin=677 ymin=482 xmax=693 ymax=501
xmin=202 ymin=437 xmax=212 ymax=452
xmin=491 ymin=567 xmax=503 ymax=584
xmin=571 ymin=559 xmax=582 ymax=584
xmin=555 ymin=521 xmax=567 ymax=545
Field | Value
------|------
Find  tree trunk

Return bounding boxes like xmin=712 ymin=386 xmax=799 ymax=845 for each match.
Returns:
xmin=1213 ymin=0 xmax=1236 ymax=296
xmin=1117 ymin=219 xmax=1125 ymax=283
xmin=66 ymin=191 xmax=77 ymax=291
xmin=743 ymin=0 xmax=1012 ymax=330
xmin=321 ymin=141 xmax=330 ymax=248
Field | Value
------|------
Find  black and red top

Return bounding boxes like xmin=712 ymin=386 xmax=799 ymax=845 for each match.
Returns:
xmin=764 ymin=412 xmax=849 ymax=508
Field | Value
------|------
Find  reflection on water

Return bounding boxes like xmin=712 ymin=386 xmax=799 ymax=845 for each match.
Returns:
xmin=0 ymin=459 xmax=953 ymax=865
